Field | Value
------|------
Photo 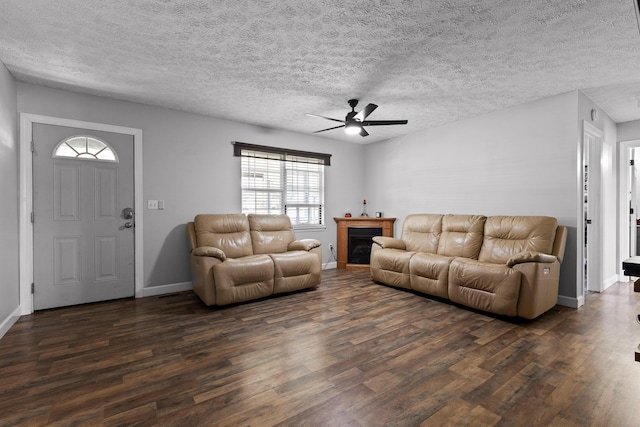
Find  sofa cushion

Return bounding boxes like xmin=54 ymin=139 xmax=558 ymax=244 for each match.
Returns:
xmin=478 ymin=216 xmax=558 ymax=264
xmin=370 ymin=248 xmax=413 ymax=289
xmin=448 ymin=258 xmax=522 ymax=317
xmin=437 ymin=214 xmax=486 ymax=259
xmin=213 ymin=255 xmax=274 ymax=305
xmin=409 ymin=253 xmax=453 ymax=299
xmin=194 ymin=214 xmax=253 ymax=259
xmin=270 ymin=251 xmax=321 ymax=293
xmin=401 ymin=214 xmax=443 ymax=253
xmin=249 ymin=214 xmax=296 ymax=254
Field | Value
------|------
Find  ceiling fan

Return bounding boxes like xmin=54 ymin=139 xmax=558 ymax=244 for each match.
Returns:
xmin=306 ymin=99 xmax=408 ymax=137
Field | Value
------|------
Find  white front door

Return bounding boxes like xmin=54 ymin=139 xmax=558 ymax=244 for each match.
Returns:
xmin=32 ymin=123 xmax=135 ymax=310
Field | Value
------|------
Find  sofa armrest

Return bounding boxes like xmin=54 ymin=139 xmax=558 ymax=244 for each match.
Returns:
xmin=372 ymin=236 xmax=406 ymax=250
xmin=192 ymin=246 xmax=227 ymax=261
xmin=288 ymin=239 xmax=321 ymax=251
xmin=506 ymin=251 xmax=557 ymax=267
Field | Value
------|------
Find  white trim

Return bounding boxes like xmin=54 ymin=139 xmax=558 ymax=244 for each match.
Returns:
xmin=618 ymin=139 xmax=640 ymax=282
xmin=19 ymin=113 xmax=144 ymax=314
xmin=322 ymin=261 xmax=337 ymax=270
xmin=0 ymin=306 xmax=22 ymax=339
xmin=601 ymin=274 xmax=618 ymax=292
xmin=142 ymin=282 xmax=192 ymax=297
xmin=582 ymin=121 xmax=604 ymax=293
xmin=557 ymin=295 xmax=582 ymax=309
xmin=293 ymin=225 xmax=327 ymax=232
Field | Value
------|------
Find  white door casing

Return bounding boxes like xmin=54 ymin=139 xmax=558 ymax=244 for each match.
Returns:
xmin=630 ymin=149 xmax=638 ymax=258
xmin=19 ymin=114 xmax=143 ymax=315
xmin=32 ymin=124 xmax=135 ymax=309
xmin=619 ymin=139 xmax=640 ymax=281
xmin=581 ymin=121 xmax=603 ymax=297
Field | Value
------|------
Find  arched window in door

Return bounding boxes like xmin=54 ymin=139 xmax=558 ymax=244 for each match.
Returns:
xmin=53 ymin=135 xmax=118 ymax=162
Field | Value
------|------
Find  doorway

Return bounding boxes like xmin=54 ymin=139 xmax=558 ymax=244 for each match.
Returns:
xmin=32 ymin=124 xmax=135 ymax=310
xmin=19 ymin=114 xmax=143 ymax=314
xmin=581 ymin=121 xmax=603 ymax=301
xmin=619 ymin=139 xmax=640 ymax=280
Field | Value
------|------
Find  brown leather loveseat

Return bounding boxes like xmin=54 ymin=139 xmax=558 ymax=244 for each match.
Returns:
xmin=187 ymin=214 xmax=322 ymax=306
xmin=370 ymin=214 xmax=567 ymax=319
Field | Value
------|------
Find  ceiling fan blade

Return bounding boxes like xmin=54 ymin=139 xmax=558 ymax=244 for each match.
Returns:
xmin=359 ymin=127 xmax=369 ymax=137
xmin=354 ymin=103 xmax=378 ymax=122
xmin=305 ymin=113 xmax=345 ymax=123
xmin=361 ymin=120 xmax=408 ymax=126
xmin=313 ymin=124 xmax=345 ymax=133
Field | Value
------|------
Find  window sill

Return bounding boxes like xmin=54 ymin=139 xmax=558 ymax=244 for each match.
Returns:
xmin=293 ymin=225 xmax=327 ymax=232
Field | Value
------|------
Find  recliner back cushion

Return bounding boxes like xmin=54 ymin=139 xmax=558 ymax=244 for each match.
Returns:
xmin=249 ymin=214 xmax=296 ymax=254
xmin=478 ymin=216 xmax=558 ymax=264
xmin=437 ymin=214 xmax=486 ymax=259
xmin=401 ymin=214 xmax=443 ymax=253
xmin=194 ymin=214 xmax=253 ymax=259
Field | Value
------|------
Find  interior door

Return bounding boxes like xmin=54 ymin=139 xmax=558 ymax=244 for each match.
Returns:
xmin=630 ymin=149 xmax=638 ymax=257
xmin=32 ymin=124 xmax=135 ymax=310
xmin=582 ymin=121 xmax=602 ymax=295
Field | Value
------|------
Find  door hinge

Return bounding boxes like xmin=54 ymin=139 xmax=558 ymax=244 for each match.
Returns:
xmin=31 ymin=212 xmax=34 ymax=223
xmin=31 ymin=283 xmax=34 ymax=294
xmin=30 ymin=141 xmax=35 ymax=153
xmin=632 ymin=159 xmax=635 ymax=166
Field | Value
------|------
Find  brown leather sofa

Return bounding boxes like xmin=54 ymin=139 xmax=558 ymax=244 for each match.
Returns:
xmin=187 ymin=214 xmax=322 ymax=306
xmin=370 ymin=214 xmax=567 ymax=319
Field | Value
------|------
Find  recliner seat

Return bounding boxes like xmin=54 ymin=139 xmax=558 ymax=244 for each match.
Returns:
xmin=371 ymin=214 xmax=567 ymax=319
xmin=188 ymin=213 xmax=321 ymax=306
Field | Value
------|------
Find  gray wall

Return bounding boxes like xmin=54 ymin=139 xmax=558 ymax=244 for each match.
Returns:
xmin=7 ymin=81 xmax=620 ymax=314
xmin=364 ymin=91 xmax=581 ymax=302
xmin=0 ymin=62 xmax=19 ymax=330
xmin=17 ymin=82 xmax=366 ymax=291
xmin=618 ymin=119 xmax=640 ymax=142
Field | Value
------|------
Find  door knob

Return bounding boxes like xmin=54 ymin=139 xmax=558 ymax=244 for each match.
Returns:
xmin=124 ymin=222 xmax=133 ymax=228
xmin=123 ymin=207 xmax=134 ymax=219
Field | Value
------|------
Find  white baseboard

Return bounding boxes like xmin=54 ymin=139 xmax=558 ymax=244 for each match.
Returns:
xmin=322 ymin=261 xmax=337 ymax=270
xmin=0 ymin=306 xmax=22 ymax=340
xmin=601 ymin=275 xmax=618 ymax=291
xmin=557 ymin=294 xmax=582 ymax=308
xmin=142 ymin=281 xmax=193 ymax=297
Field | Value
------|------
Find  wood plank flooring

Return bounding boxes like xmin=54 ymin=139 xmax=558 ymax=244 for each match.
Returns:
xmin=1 ymin=269 xmax=639 ymax=426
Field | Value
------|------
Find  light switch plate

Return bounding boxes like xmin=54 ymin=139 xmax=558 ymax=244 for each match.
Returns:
xmin=147 ymin=199 xmax=158 ymax=210
xmin=158 ymin=200 xmax=165 ymax=210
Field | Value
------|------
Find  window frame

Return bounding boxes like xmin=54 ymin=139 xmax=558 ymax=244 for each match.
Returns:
xmin=234 ymin=141 xmax=330 ymax=231
xmin=52 ymin=135 xmax=119 ymax=163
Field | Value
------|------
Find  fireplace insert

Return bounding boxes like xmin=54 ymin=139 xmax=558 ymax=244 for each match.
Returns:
xmin=348 ymin=227 xmax=382 ymax=264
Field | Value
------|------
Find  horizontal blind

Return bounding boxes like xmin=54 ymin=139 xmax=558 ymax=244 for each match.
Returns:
xmin=241 ymin=151 xmax=283 ymax=215
xmin=236 ymin=143 xmax=325 ymax=226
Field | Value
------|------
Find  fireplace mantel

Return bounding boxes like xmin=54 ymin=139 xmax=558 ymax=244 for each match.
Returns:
xmin=334 ymin=217 xmax=396 ymax=269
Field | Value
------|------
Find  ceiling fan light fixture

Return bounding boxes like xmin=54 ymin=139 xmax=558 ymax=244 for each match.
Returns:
xmin=344 ymin=121 xmax=361 ymax=135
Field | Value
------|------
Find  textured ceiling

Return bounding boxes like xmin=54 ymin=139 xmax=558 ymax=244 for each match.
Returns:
xmin=1 ymin=0 xmax=640 ymax=143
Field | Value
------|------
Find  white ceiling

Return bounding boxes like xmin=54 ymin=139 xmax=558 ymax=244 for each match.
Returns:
xmin=2 ymin=0 xmax=640 ymax=143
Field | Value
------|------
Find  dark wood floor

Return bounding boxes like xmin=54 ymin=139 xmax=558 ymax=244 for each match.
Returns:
xmin=1 ymin=269 xmax=639 ymax=426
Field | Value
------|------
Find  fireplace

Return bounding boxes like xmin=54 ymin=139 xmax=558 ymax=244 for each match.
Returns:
xmin=334 ymin=217 xmax=395 ymax=269
xmin=348 ymin=227 xmax=382 ymax=264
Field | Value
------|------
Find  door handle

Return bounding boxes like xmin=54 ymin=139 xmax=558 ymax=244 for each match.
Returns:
xmin=123 ymin=207 xmax=134 ymax=219
xmin=124 ymin=222 xmax=133 ymax=228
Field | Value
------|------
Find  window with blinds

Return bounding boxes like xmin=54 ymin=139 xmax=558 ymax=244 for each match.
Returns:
xmin=234 ymin=142 xmax=330 ymax=228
